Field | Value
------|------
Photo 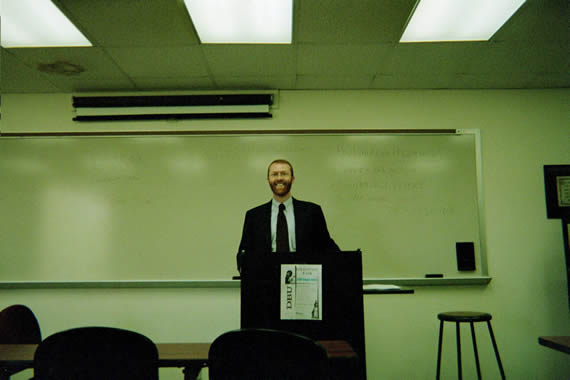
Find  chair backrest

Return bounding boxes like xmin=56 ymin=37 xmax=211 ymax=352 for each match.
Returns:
xmin=33 ymin=326 xmax=158 ymax=380
xmin=208 ymin=328 xmax=330 ymax=380
xmin=0 ymin=304 xmax=42 ymax=344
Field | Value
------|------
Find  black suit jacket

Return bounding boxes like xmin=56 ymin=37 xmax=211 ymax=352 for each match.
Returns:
xmin=237 ymin=198 xmax=340 ymax=271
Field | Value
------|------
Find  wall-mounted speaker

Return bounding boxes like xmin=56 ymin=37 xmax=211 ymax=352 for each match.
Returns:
xmin=456 ymin=242 xmax=476 ymax=271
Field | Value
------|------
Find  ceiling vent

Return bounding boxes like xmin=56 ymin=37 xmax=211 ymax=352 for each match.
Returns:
xmin=72 ymin=94 xmax=273 ymax=122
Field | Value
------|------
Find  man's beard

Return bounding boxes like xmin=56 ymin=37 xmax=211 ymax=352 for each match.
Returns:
xmin=269 ymin=181 xmax=292 ymax=197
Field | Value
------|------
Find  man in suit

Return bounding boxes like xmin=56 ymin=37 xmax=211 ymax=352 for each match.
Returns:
xmin=237 ymin=159 xmax=339 ymax=272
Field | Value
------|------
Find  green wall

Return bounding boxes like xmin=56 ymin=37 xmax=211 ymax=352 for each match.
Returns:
xmin=1 ymin=89 xmax=569 ymax=379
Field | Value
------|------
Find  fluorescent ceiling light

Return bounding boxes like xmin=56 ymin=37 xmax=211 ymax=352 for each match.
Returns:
xmin=183 ymin=0 xmax=292 ymax=44
xmin=400 ymin=0 xmax=526 ymax=42
xmin=0 ymin=0 xmax=92 ymax=47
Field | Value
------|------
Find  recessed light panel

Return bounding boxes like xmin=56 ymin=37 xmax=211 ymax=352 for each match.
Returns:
xmin=184 ymin=0 xmax=293 ymax=44
xmin=401 ymin=0 xmax=526 ymax=42
xmin=0 ymin=0 xmax=92 ymax=47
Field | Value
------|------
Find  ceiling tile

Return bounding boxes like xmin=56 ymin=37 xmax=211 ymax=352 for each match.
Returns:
xmin=131 ymin=76 xmax=215 ymax=90
xmin=202 ymin=45 xmax=295 ymax=76
xmin=371 ymin=73 xmax=456 ymax=90
xmin=380 ymin=43 xmax=486 ymax=75
xmin=1 ymin=51 xmax=61 ymax=93
xmin=479 ymin=41 xmax=569 ymax=74
xmin=492 ymin=0 xmax=569 ymax=43
xmin=296 ymin=0 xmax=416 ymax=43
xmin=106 ymin=46 xmax=209 ymax=77
xmin=527 ymin=72 xmax=570 ymax=88
xmin=7 ymin=47 xmax=129 ymax=80
xmin=296 ymin=75 xmax=374 ymax=90
xmin=445 ymin=72 xmax=545 ymax=89
xmin=63 ymin=78 xmax=138 ymax=92
xmin=298 ymin=44 xmax=392 ymax=75
xmin=214 ymin=76 xmax=296 ymax=90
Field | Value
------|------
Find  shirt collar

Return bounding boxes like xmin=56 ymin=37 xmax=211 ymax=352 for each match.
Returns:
xmin=272 ymin=196 xmax=293 ymax=209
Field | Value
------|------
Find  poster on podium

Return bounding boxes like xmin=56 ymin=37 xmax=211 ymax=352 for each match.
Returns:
xmin=280 ymin=264 xmax=322 ymax=320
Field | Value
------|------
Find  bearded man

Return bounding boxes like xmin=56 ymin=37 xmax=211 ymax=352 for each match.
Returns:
xmin=236 ymin=159 xmax=339 ymax=272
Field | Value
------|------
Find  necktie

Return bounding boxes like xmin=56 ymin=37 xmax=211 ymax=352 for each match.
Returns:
xmin=276 ymin=203 xmax=289 ymax=252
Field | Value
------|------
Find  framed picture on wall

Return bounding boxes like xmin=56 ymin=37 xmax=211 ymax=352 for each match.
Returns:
xmin=544 ymin=165 xmax=570 ymax=219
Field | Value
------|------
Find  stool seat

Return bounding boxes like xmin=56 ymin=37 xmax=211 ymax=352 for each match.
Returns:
xmin=438 ymin=311 xmax=492 ymax=323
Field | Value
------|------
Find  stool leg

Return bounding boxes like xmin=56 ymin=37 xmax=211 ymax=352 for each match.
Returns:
xmin=456 ymin=322 xmax=462 ymax=380
xmin=470 ymin=322 xmax=482 ymax=380
xmin=436 ymin=320 xmax=444 ymax=380
xmin=487 ymin=321 xmax=506 ymax=380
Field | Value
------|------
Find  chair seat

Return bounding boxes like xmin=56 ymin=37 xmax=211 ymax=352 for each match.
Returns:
xmin=0 ymin=305 xmax=42 ymax=379
xmin=438 ymin=311 xmax=492 ymax=322
xmin=0 ymin=305 xmax=41 ymax=344
xmin=208 ymin=328 xmax=330 ymax=380
xmin=33 ymin=326 xmax=158 ymax=380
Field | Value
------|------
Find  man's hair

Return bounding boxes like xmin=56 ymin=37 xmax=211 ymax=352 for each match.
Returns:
xmin=267 ymin=159 xmax=294 ymax=178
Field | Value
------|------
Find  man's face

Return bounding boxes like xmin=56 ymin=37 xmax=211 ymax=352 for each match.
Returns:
xmin=267 ymin=162 xmax=294 ymax=197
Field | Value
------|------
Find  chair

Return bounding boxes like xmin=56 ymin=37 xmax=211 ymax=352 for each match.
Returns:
xmin=0 ymin=304 xmax=42 ymax=380
xmin=32 ymin=326 xmax=158 ymax=380
xmin=208 ymin=328 xmax=330 ymax=380
xmin=436 ymin=311 xmax=506 ymax=380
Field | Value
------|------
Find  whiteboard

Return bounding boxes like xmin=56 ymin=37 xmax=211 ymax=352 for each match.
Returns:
xmin=0 ymin=130 xmax=485 ymax=283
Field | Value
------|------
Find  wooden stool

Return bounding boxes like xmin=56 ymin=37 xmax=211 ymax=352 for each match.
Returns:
xmin=436 ymin=311 xmax=506 ymax=380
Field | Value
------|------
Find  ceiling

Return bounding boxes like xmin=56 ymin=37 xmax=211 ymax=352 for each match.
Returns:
xmin=1 ymin=0 xmax=568 ymax=94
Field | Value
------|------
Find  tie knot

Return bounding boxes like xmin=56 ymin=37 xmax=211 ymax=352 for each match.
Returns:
xmin=279 ymin=203 xmax=286 ymax=212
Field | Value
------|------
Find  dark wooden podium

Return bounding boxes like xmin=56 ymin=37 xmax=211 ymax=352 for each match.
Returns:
xmin=240 ymin=250 xmax=366 ymax=379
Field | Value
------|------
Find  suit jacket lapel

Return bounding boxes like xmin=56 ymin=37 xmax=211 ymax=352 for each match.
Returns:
xmin=292 ymin=198 xmax=306 ymax=250
xmin=261 ymin=200 xmax=272 ymax=251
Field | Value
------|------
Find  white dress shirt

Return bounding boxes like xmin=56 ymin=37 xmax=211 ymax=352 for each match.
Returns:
xmin=270 ymin=197 xmax=296 ymax=252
